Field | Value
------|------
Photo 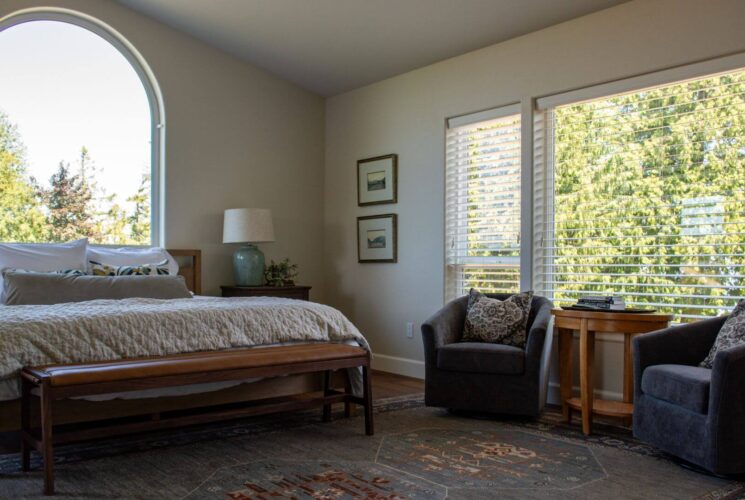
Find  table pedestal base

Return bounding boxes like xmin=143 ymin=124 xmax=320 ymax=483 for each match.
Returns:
xmin=565 ymin=397 xmax=633 ymax=421
xmin=552 ymin=308 xmax=673 ymax=435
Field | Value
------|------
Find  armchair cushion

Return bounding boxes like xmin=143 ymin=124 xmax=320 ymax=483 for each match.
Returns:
xmin=641 ymin=364 xmax=711 ymax=414
xmin=461 ymin=289 xmax=533 ymax=347
xmin=437 ymin=342 xmax=524 ymax=375
xmin=700 ymin=300 xmax=745 ymax=368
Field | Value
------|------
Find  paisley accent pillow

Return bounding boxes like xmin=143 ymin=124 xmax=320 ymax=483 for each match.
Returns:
xmin=89 ymin=259 xmax=170 ymax=276
xmin=462 ymin=289 xmax=533 ymax=347
xmin=700 ymin=299 xmax=745 ymax=368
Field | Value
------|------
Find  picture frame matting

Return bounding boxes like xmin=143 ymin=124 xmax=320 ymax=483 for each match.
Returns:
xmin=357 ymin=154 xmax=397 ymax=206
xmin=357 ymin=213 xmax=397 ymax=263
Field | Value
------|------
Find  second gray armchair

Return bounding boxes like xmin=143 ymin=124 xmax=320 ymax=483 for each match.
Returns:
xmin=633 ymin=315 xmax=745 ymax=475
xmin=421 ymin=293 xmax=554 ymax=416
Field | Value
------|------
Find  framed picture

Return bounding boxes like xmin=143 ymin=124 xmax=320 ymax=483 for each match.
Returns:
xmin=357 ymin=214 xmax=397 ymax=263
xmin=357 ymin=154 xmax=397 ymax=206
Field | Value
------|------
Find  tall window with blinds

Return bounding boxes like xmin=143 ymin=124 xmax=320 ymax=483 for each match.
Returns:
xmin=445 ymin=107 xmax=521 ymax=302
xmin=536 ymin=69 xmax=745 ymax=321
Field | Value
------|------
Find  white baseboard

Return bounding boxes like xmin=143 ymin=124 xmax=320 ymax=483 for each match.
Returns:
xmin=546 ymin=381 xmax=622 ymax=405
xmin=372 ymin=354 xmax=425 ymax=379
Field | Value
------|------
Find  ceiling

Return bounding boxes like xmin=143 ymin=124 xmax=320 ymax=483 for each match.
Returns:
xmin=118 ymin=0 xmax=628 ymax=97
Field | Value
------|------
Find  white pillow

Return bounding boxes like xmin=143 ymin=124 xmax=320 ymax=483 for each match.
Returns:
xmin=86 ymin=246 xmax=178 ymax=275
xmin=0 ymin=238 xmax=88 ymax=303
xmin=0 ymin=238 xmax=88 ymax=272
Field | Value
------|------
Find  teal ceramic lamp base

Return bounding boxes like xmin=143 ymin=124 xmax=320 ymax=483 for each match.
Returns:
xmin=233 ymin=244 xmax=265 ymax=286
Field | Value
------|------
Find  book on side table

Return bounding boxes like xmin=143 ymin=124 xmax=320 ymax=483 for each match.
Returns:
xmin=563 ymin=295 xmax=655 ymax=313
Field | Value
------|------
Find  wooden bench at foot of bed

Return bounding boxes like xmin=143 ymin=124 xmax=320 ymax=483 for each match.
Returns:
xmin=20 ymin=343 xmax=373 ymax=496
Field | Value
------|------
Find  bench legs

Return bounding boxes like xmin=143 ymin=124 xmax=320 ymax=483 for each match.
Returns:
xmin=20 ymin=376 xmax=31 ymax=473
xmin=322 ymin=370 xmax=332 ymax=422
xmin=20 ymin=378 xmax=56 ymax=495
xmin=23 ymin=364 xmax=373 ymax=496
xmin=320 ymin=367 xmax=373 ymax=436
xmin=363 ymin=365 xmax=374 ymax=436
xmin=40 ymin=382 xmax=55 ymax=496
xmin=344 ymin=375 xmax=354 ymax=418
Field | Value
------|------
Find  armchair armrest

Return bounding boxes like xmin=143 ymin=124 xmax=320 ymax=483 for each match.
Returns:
xmin=421 ymin=296 xmax=467 ymax=366
xmin=708 ymin=343 xmax=745 ymax=468
xmin=710 ymin=342 xmax=745 ymax=413
xmin=633 ymin=315 xmax=726 ymax=397
xmin=524 ymin=298 xmax=554 ymax=410
xmin=524 ymin=298 xmax=553 ymax=374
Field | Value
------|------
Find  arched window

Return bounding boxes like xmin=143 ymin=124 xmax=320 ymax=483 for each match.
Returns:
xmin=0 ymin=8 xmax=164 ymax=245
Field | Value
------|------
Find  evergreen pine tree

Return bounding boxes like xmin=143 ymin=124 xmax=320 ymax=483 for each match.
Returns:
xmin=41 ymin=162 xmax=95 ymax=242
xmin=127 ymin=173 xmax=151 ymax=244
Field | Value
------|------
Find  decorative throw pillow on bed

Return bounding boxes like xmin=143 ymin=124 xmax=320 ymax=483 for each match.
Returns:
xmin=89 ymin=259 xmax=170 ymax=276
xmin=461 ymin=288 xmax=533 ymax=348
xmin=700 ymin=299 xmax=745 ymax=368
xmin=87 ymin=246 xmax=178 ymax=275
xmin=2 ymin=272 xmax=192 ymax=305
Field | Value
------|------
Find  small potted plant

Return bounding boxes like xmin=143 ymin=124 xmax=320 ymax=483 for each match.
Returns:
xmin=264 ymin=258 xmax=299 ymax=287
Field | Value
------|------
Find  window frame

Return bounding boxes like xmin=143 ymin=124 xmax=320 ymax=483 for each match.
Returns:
xmin=535 ymin=70 xmax=745 ymax=320
xmin=444 ymin=102 xmax=525 ymax=301
xmin=534 ymin=54 xmax=745 ymax=319
xmin=0 ymin=7 xmax=165 ymax=246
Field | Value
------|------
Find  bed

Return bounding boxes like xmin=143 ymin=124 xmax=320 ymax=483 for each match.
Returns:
xmin=0 ymin=249 xmax=366 ymax=432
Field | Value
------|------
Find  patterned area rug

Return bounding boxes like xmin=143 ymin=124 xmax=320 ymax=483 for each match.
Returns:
xmin=0 ymin=394 xmax=743 ymax=499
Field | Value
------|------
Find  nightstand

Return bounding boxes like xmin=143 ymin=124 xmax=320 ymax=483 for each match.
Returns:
xmin=220 ymin=285 xmax=311 ymax=301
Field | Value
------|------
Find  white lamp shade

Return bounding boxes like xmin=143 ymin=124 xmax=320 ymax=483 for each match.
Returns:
xmin=223 ymin=208 xmax=275 ymax=243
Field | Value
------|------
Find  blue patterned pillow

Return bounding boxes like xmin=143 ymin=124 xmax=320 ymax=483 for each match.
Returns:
xmin=60 ymin=269 xmax=86 ymax=276
xmin=89 ymin=259 xmax=170 ymax=276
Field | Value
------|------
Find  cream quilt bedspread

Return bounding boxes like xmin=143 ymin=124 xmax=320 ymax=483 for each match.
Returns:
xmin=0 ymin=297 xmax=368 ymax=401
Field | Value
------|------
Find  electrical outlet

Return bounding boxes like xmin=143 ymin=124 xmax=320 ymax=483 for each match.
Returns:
xmin=406 ymin=322 xmax=414 ymax=338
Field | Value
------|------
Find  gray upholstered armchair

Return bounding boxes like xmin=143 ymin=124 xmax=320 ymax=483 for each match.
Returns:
xmin=420 ymin=293 xmax=553 ymax=416
xmin=633 ymin=316 xmax=745 ymax=475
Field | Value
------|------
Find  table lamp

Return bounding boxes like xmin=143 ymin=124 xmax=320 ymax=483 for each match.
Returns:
xmin=223 ymin=208 xmax=275 ymax=286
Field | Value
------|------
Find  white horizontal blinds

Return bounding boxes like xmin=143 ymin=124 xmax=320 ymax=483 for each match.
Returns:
xmin=538 ymin=69 xmax=745 ymax=321
xmin=445 ymin=109 xmax=521 ymax=301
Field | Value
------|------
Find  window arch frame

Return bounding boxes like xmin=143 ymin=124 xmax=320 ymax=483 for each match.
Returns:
xmin=0 ymin=7 xmax=165 ymax=246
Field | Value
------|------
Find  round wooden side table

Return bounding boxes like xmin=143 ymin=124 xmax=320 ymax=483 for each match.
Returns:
xmin=551 ymin=308 xmax=673 ymax=435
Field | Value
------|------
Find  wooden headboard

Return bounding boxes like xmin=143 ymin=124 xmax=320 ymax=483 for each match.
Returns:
xmin=168 ymin=249 xmax=202 ymax=294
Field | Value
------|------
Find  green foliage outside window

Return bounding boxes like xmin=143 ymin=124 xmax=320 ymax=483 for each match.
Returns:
xmin=457 ymin=116 xmax=521 ymax=296
xmin=551 ymin=70 xmax=745 ymax=321
xmin=0 ymin=110 xmax=151 ymax=245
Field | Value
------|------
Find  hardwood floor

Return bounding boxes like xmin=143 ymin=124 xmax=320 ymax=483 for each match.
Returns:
xmin=371 ymin=370 xmax=424 ymax=399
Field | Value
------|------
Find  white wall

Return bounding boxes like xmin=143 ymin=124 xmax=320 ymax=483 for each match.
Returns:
xmin=323 ymin=0 xmax=745 ymax=399
xmin=1 ymin=0 xmax=326 ymax=299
